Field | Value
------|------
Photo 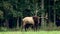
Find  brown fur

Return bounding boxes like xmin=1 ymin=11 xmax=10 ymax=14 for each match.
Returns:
xmin=22 ymin=16 xmax=40 ymax=31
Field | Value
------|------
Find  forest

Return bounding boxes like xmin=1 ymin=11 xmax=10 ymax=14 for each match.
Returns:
xmin=0 ymin=0 xmax=60 ymax=31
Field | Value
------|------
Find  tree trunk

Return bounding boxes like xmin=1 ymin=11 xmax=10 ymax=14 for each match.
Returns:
xmin=41 ymin=0 xmax=45 ymax=29
xmin=35 ymin=3 xmax=38 ymax=16
xmin=5 ymin=19 xmax=8 ymax=28
xmin=16 ymin=17 xmax=19 ymax=29
xmin=54 ymin=0 xmax=56 ymax=27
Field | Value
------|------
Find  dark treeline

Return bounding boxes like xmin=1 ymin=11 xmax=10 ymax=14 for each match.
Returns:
xmin=0 ymin=0 xmax=60 ymax=30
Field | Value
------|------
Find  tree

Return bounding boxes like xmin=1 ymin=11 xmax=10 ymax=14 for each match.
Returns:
xmin=0 ymin=10 xmax=4 ymax=27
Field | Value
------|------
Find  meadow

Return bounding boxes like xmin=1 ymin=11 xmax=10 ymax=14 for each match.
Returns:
xmin=0 ymin=31 xmax=60 ymax=34
xmin=0 ymin=23 xmax=60 ymax=34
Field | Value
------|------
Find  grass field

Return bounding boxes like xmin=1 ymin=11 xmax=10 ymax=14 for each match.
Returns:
xmin=0 ymin=23 xmax=60 ymax=34
xmin=0 ymin=31 xmax=60 ymax=34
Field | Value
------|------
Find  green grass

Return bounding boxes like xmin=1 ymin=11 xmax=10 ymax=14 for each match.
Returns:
xmin=0 ymin=31 xmax=60 ymax=34
xmin=0 ymin=23 xmax=60 ymax=34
